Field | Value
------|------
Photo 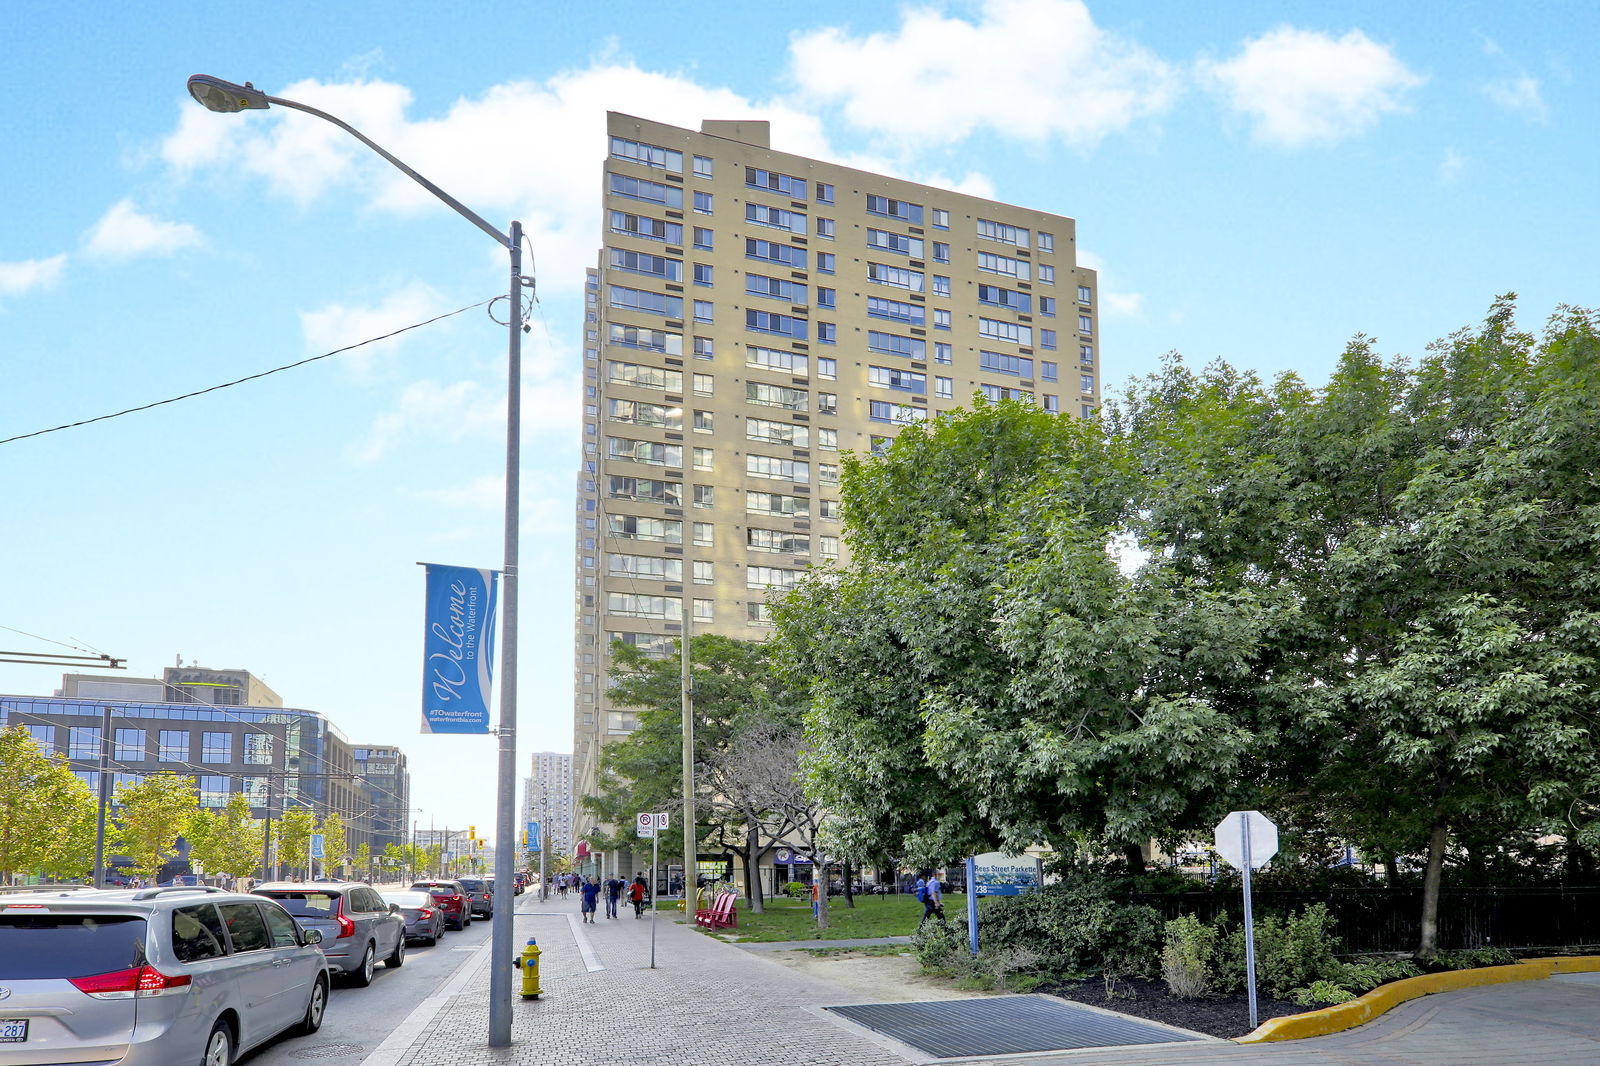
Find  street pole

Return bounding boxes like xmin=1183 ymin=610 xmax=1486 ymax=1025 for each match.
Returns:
xmin=681 ymin=615 xmax=695 ymax=905
xmin=650 ymin=827 xmax=659 ymax=968
xmin=185 ymin=74 xmax=526 ymax=1048
xmin=92 ymin=705 xmax=112 ymax=888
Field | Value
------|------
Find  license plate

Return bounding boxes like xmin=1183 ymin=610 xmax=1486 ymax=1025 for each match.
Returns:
xmin=0 ymin=1019 xmax=27 ymax=1043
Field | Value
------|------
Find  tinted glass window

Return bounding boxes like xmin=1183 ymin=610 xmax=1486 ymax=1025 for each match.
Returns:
xmin=381 ymin=891 xmax=431 ymax=907
xmin=259 ymin=904 xmax=300 ymax=948
xmin=355 ymin=889 xmax=382 ymax=913
xmin=457 ymin=880 xmax=485 ymax=892
xmin=219 ymin=903 xmax=270 ymax=953
xmin=171 ymin=904 xmax=228 ymax=962
xmin=257 ymin=891 xmax=338 ymax=918
xmin=0 ymin=914 xmax=148 ymax=978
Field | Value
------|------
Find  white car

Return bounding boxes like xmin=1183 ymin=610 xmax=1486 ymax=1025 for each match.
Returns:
xmin=0 ymin=884 xmax=328 ymax=1066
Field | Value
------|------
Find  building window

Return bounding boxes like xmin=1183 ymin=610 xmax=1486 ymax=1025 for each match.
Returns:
xmin=693 ymin=263 xmax=713 ymax=286
xmin=746 ymin=454 xmax=809 ymax=483
xmin=866 ymin=262 xmax=923 ymax=292
xmin=608 ymin=361 xmax=683 ymax=391
xmin=817 ymin=322 xmax=836 ymax=343
xmin=819 ymin=392 xmax=838 ymax=415
xmin=694 ymin=410 xmax=714 ymax=433
xmin=820 ymin=535 xmax=840 ymax=559
xmin=693 ymin=560 xmax=713 ymax=584
xmin=933 ymin=275 xmax=952 ymax=297
xmin=867 ymin=296 xmax=925 ymax=326
xmin=610 ymin=136 xmax=682 ymax=172
xmin=869 ymin=400 xmax=927 ymax=425
xmin=934 ymin=308 xmax=952 ymax=330
xmin=693 ymin=154 xmax=713 ymax=178
xmin=114 ymin=728 xmax=145 ymax=761
xmin=747 ymin=417 xmax=809 ymax=447
xmin=693 ymin=447 xmax=713 ymax=470
xmin=1040 ymin=329 xmax=1057 ymax=350
xmin=817 ymin=251 xmax=836 ymax=274
xmin=1078 ymin=315 xmax=1093 ymax=335
xmin=693 ymin=522 xmax=714 ymax=547
xmin=609 ymin=323 xmax=683 ymax=355
xmin=609 ymin=211 xmax=682 ymax=244
xmin=978 ymin=319 xmax=1033 ymax=346
xmin=746 ymin=345 xmax=806 ymax=374
xmin=865 ymin=228 xmax=923 ymax=258
xmin=816 ymin=182 xmax=834 ymax=204
xmin=936 ymin=376 xmax=954 ymax=399
xmin=1080 ymin=344 xmax=1094 ymax=366
xmin=746 ymin=203 xmax=808 ymax=233
xmin=69 ymin=727 xmax=100 ymax=760
xmin=609 ymin=554 xmax=684 ymax=582
xmin=1039 ymin=264 xmax=1056 ymax=283
xmin=1040 ymin=296 xmax=1056 ymax=316
xmin=609 ymin=515 xmax=682 ymax=542
xmin=818 ymin=427 xmax=838 ymax=450
xmin=609 ymin=398 xmax=682 ymax=430
xmin=607 ymin=593 xmax=682 ymax=620
xmin=1038 ymin=231 xmax=1055 ymax=252
xmin=1082 ymin=404 xmax=1096 ymax=418
xmin=693 ymin=191 xmax=713 ymax=214
xmin=693 ymin=336 xmax=714 ymax=359
xmin=1078 ymin=284 xmax=1093 ymax=303
xmin=932 ymin=241 xmax=950 ymax=263
xmin=979 ymin=349 xmax=1033 ymax=377
xmin=24 ymin=724 xmax=52 ymax=751
xmin=1041 ymin=361 xmax=1058 ymax=382
xmin=935 ymin=342 xmax=953 ymax=364
xmin=608 ymin=476 xmax=682 ymax=505
xmin=608 ymin=172 xmax=683 ymax=209
xmin=819 ymin=462 xmax=840 ymax=484
xmin=867 ymin=331 xmax=926 ymax=359
xmin=693 ymin=227 xmax=713 ymax=250
xmin=817 ymin=357 xmax=838 ymax=380
xmin=746 ymin=601 xmax=774 ymax=626
xmin=746 ymin=309 xmax=808 ymax=339
xmin=747 ymin=565 xmax=804 ymax=590
xmin=694 ymin=300 xmax=714 ymax=323
xmin=198 ymin=775 xmax=229 ymax=808
xmin=746 ymin=166 xmax=807 ymax=199
xmin=1081 ymin=374 xmax=1096 ymax=393
xmin=609 ymin=286 xmax=683 ymax=319
xmin=868 ymin=365 xmax=926 ymax=393
xmin=977 ymin=284 xmax=1030 ymax=314
xmin=746 ymin=273 xmax=807 ymax=303
xmin=201 ymin=731 xmax=231 ymax=764
xmin=819 ymin=498 xmax=840 ymax=519
xmin=977 ymin=218 xmax=1029 ymax=245
xmin=747 ymin=490 xmax=809 ymax=518
xmin=159 ymin=730 xmax=187 ymax=762
xmin=694 ymin=484 xmax=715 ymax=508
xmin=1044 ymin=394 xmax=1060 ymax=412
xmin=866 ymin=194 xmax=924 ymax=224
xmin=816 ymin=287 xmax=837 ymax=309
xmin=746 ymin=381 xmax=809 ymax=411
xmin=976 ymin=252 xmax=1029 ymax=280
xmin=816 ymin=217 xmax=836 ymax=239
xmin=932 ymin=208 xmax=950 ymax=229
xmin=693 ymin=372 xmax=714 ymax=395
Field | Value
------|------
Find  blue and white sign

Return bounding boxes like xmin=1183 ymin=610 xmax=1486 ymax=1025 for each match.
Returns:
xmin=309 ymin=834 xmax=325 ymax=860
xmin=971 ymin=852 xmax=1042 ymax=896
xmin=420 ymin=563 xmax=499 ymax=734
xmin=526 ymin=821 xmax=540 ymax=853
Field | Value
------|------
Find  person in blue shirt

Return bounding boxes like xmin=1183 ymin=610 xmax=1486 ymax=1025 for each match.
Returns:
xmin=579 ymin=876 xmax=601 ymax=923
xmin=603 ymin=875 xmax=625 ymax=919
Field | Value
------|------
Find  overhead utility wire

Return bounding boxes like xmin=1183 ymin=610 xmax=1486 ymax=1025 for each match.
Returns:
xmin=0 ymin=297 xmax=493 ymax=447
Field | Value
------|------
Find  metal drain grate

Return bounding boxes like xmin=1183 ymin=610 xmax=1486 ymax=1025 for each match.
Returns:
xmin=826 ymin=996 xmax=1202 ymax=1058
xmin=290 ymin=1044 xmax=366 ymax=1059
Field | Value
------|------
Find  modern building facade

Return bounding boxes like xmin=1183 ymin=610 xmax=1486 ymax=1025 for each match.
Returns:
xmin=523 ymin=751 xmax=574 ymax=859
xmin=2 ymin=667 xmax=410 ymax=866
xmin=572 ymin=114 xmax=1101 ymax=829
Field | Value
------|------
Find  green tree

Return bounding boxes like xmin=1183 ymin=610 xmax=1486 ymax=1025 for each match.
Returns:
xmin=775 ymin=400 xmax=1264 ymax=869
xmin=1121 ymin=300 xmax=1600 ymax=955
xmin=113 ymin=773 xmax=198 ymax=881
xmin=273 ymin=808 xmax=317 ymax=879
xmin=0 ymin=726 xmax=97 ymax=883
xmin=186 ymin=793 xmax=264 ymax=883
xmin=317 ymin=812 xmax=346 ymax=875
xmin=354 ymin=841 xmax=372 ymax=880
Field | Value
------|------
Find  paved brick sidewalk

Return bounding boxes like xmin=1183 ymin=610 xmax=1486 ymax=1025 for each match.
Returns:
xmin=392 ymin=894 xmax=1600 ymax=1066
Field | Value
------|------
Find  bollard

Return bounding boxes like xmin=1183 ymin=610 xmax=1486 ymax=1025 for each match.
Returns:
xmin=511 ymin=936 xmax=542 ymax=999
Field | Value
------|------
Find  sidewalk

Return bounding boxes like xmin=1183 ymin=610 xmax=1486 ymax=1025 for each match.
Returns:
xmin=382 ymin=893 xmax=1600 ymax=1066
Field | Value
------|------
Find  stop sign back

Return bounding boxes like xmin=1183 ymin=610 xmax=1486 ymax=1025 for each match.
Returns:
xmin=1214 ymin=810 xmax=1278 ymax=871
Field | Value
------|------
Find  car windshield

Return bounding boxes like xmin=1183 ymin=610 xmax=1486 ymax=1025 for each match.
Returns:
xmin=457 ymin=880 xmax=485 ymax=892
xmin=381 ymin=891 xmax=431 ymax=907
xmin=0 ymin=914 xmax=149 ymax=979
xmin=258 ymin=891 xmax=339 ymax=917
xmin=413 ymin=884 xmax=457 ymax=894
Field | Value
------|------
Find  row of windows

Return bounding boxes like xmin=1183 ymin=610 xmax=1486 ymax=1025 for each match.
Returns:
xmin=42 ymin=726 xmax=277 ymax=765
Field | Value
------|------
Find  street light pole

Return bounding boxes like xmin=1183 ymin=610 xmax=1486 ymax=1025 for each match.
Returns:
xmin=187 ymin=74 xmax=525 ymax=1049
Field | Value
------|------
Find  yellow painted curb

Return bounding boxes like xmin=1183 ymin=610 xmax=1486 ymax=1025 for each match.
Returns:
xmin=1234 ymin=955 xmax=1600 ymax=1043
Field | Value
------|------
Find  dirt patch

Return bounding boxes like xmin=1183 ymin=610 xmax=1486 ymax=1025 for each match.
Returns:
xmin=761 ymin=948 xmax=998 ymax=1001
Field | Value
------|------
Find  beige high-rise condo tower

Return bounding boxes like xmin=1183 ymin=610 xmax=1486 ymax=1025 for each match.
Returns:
xmin=573 ymin=113 xmax=1099 ymax=816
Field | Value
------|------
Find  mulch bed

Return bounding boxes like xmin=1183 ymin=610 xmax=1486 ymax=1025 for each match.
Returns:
xmin=1038 ymin=975 xmax=1338 ymax=1039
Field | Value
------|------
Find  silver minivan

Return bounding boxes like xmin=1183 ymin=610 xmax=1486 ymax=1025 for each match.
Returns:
xmin=251 ymin=882 xmax=405 ymax=986
xmin=0 ymin=885 xmax=327 ymax=1066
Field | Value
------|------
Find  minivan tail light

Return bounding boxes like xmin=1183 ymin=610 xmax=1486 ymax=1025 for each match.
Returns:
xmin=71 ymin=966 xmax=192 ymax=999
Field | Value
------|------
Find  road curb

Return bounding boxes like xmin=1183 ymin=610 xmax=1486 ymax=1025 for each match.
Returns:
xmin=1235 ymin=954 xmax=1600 ymax=1043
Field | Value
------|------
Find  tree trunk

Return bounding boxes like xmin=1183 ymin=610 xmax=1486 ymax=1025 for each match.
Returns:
xmin=1384 ymin=857 xmax=1400 ymax=883
xmin=1417 ymin=821 xmax=1449 ymax=959
xmin=842 ymin=860 xmax=855 ymax=908
xmin=815 ymin=871 xmax=830 ymax=930
xmin=1123 ymin=842 xmax=1146 ymax=875
xmin=745 ymin=824 xmax=765 ymax=913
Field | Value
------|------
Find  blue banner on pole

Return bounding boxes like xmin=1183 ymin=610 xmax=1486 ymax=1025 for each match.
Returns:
xmin=526 ymin=821 xmax=540 ymax=853
xmin=420 ymin=563 xmax=499 ymax=734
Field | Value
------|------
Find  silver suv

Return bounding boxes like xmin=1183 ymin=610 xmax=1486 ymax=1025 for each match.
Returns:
xmin=0 ymin=884 xmax=327 ymax=1066
xmin=251 ymin=882 xmax=405 ymax=986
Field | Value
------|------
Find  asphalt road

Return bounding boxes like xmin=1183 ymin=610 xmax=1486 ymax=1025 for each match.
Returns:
xmin=239 ymin=909 xmax=493 ymax=1066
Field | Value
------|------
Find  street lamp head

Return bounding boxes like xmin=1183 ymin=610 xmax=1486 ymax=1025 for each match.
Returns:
xmin=187 ymin=75 xmax=270 ymax=113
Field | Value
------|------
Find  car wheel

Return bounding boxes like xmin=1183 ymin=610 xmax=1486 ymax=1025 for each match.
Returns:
xmin=349 ymin=942 xmax=376 ymax=987
xmin=385 ymin=935 xmax=405 ymax=968
xmin=201 ymin=1020 xmax=233 ymax=1066
xmin=296 ymin=976 xmax=328 ymax=1035
xmin=464 ymin=914 xmax=472 ymax=927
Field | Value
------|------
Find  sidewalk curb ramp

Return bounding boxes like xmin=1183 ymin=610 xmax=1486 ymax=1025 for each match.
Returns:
xmin=1235 ymin=955 xmax=1600 ymax=1043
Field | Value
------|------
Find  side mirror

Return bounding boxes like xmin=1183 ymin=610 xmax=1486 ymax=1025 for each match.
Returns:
xmin=390 ymin=903 xmax=401 ymax=914
xmin=304 ymin=929 xmax=324 ymax=945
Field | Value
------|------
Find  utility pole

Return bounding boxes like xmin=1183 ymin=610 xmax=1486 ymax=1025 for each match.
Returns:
xmin=92 ymin=705 xmax=113 ymax=888
xmin=681 ymin=614 xmax=695 ymax=904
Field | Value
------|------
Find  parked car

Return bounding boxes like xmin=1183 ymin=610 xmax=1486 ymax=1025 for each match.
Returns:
xmin=409 ymin=880 xmax=470 ymax=930
xmin=455 ymin=877 xmax=494 ymax=918
xmin=379 ymin=889 xmax=445 ymax=945
xmin=252 ymin=881 xmax=406 ymax=986
xmin=0 ymin=884 xmax=328 ymax=1066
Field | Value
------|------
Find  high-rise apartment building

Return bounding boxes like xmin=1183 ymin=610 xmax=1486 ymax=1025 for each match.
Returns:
xmin=573 ymin=113 xmax=1099 ymax=815
xmin=523 ymin=751 xmax=574 ymax=857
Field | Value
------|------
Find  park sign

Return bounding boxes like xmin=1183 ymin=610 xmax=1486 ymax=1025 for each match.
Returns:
xmin=419 ymin=562 xmax=500 ymax=734
xmin=971 ymin=852 xmax=1043 ymax=897
xmin=1214 ymin=810 xmax=1278 ymax=871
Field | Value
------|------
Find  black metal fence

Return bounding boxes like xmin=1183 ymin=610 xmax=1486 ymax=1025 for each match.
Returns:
xmin=1129 ymin=887 xmax=1600 ymax=954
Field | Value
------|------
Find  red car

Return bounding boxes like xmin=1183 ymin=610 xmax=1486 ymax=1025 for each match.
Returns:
xmin=410 ymin=880 xmax=471 ymax=930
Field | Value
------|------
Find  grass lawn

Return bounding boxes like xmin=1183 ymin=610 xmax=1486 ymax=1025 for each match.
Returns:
xmin=702 ymin=891 xmax=967 ymax=942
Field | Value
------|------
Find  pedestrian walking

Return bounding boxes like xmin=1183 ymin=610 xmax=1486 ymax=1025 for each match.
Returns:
xmin=629 ymin=873 xmax=649 ymax=917
xmin=915 ymin=871 xmax=940 ymax=928
xmin=927 ymin=870 xmax=946 ymax=920
xmin=603 ymin=874 xmax=625 ymax=919
xmin=579 ymin=876 xmax=601 ymax=923
xmin=557 ymin=875 xmax=567 ymax=899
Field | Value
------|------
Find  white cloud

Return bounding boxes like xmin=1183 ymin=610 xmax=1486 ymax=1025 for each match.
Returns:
xmin=85 ymin=199 xmax=202 ymax=260
xmin=1077 ymin=250 xmax=1142 ymax=317
xmin=299 ymin=282 xmax=443 ymax=377
xmin=1484 ymin=75 xmax=1547 ymax=122
xmin=789 ymin=0 xmax=1178 ymax=149
xmin=351 ymin=378 xmax=502 ymax=464
xmin=0 ymin=254 xmax=67 ymax=295
xmin=1198 ymin=26 xmax=1424 ymax=147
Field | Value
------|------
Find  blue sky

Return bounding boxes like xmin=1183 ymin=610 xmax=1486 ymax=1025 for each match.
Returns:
xmin=3 ymin=0 xmax=1595 ymax=829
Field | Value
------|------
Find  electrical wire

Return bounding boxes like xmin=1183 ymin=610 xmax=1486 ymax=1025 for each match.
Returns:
xmin=0 ymin=297 xmax=493 ymax=448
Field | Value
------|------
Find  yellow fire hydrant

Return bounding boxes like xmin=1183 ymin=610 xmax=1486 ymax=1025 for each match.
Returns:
xmin=512 ymin=936 xmax=542 ymax=999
